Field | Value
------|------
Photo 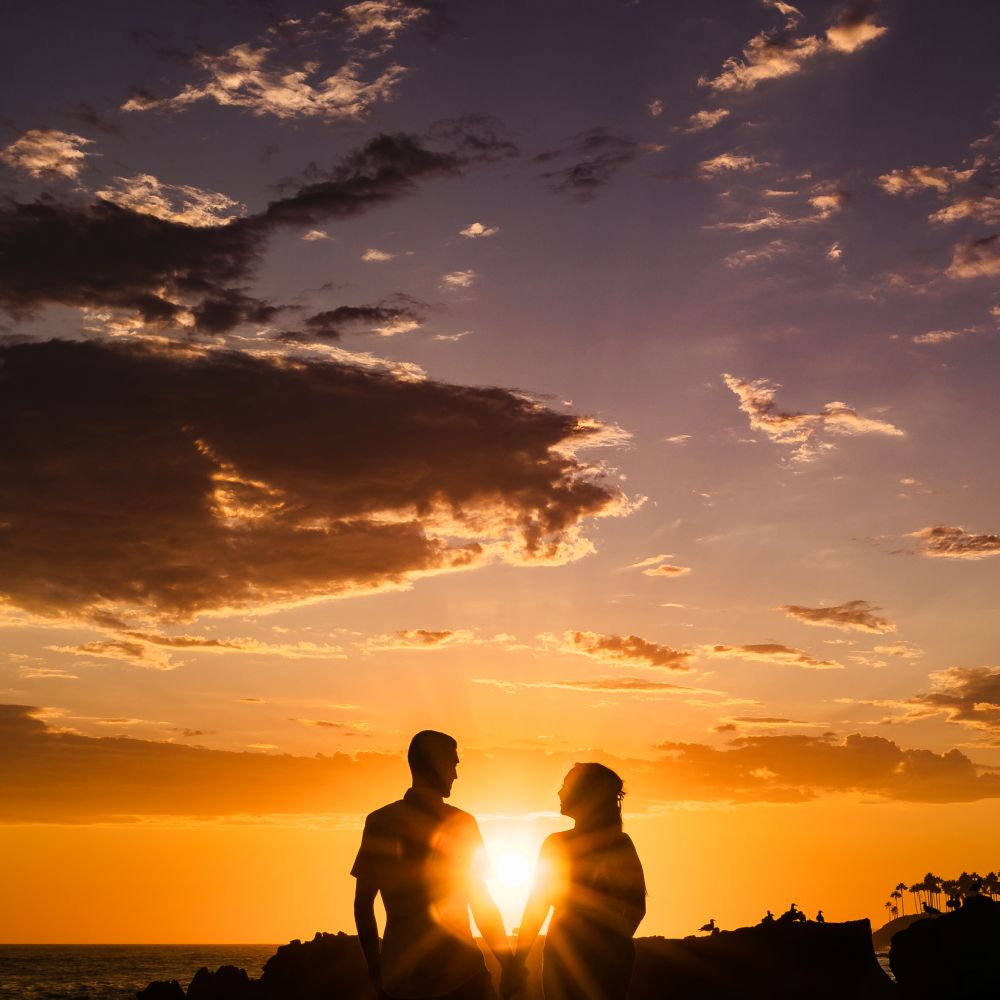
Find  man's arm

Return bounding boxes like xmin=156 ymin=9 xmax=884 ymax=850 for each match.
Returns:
xmin=353 ymin=877 xmax=382 ymax=990
xmin=469 ymin=877 xmax=512 ymax=965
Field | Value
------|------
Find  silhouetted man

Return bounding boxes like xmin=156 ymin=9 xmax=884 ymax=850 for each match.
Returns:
xmin=352 ymin=730 xmax=514 ymax=1000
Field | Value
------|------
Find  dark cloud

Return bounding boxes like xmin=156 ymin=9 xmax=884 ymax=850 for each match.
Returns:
xmin=0 ymin=338 xmax=625 ymax=620
xmin=282 ymin=298 xmax=425 ymax=342
xmin=776 ymin=599 xmax=895 ymax=634
xmin=907 ymin=668 xmax=1000 ymax=734
xmin=536 ymin=128 xmax=653 ymax=201
xmin=705 ymin=643 xmax=842 ymax=669
xmin=0 ymin=125 xmax=515 ymax=336
xmin=946 ymin=235 xmax=1000 ymax=279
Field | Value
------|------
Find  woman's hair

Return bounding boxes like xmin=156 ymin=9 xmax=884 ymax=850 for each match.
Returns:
xmin=565 ymin=762 xmax=625 ymax=830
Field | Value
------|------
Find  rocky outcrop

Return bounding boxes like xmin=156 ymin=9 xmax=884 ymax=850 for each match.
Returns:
xmin=136 ymin=981 xmax=185 ymax=1000
xmin=630 ymin=920 xmax=895 ymax=1000
xmin=890 ymin=895 xmax=1000 ymax=998
xmin=138 ymin=923 xmax=896 ymax=1000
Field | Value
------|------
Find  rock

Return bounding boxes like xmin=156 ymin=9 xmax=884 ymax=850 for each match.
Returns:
xmin=187 ymin=964 xmax=255 ymax=999
xmin=889 ymin=894 xmax=1000 ymax=998
xmin=871 ymin=913 xmax=928 ymax=953
xmin=257 ymin=931 xmax=369 ymax=1000
xmin=135 ymin=981 xmax=185 ymax=1000
xmin=629 ymin=920 xmax=895 ymax=1000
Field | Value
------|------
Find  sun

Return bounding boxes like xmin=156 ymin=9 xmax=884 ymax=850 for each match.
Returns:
xmin=481 ymin=832 xmax=541 ymax=932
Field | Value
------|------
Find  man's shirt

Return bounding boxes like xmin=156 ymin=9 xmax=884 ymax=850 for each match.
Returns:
xmin=352 ymin=788 xmax=489 ymax=999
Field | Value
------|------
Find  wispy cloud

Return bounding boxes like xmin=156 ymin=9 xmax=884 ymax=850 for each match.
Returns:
xmin=96 ymin=174 xmax=247 ymax=227
xmin=776 ymin=600 xmax=895 ymax=634
xmin=442 ymin=269 xmax=476 ymax=289
xmin=698 ymin=152 xmax=768 ymax=177
xmin=553 ymin=630 xmax=694 ymax=671
xmin=724 ymin=239 xmax=788 ymax=267
xmin=704 ymin=643 xmax=842 ymax=669
xmin=536 ymin=128 xmax=659 ymax=201
xmin=908 ymin=525 xmax=1000 ymax=560
xmin=724 ymin=373 xmax=904 ymax=462
xmin=699 ymin=0 xmax=886 ymax=93
xmin=906 ymin=667 xmax=1000 ymax=734
xmin=680 ymin=109 xmax=730 ymax=133
xmin=363 ymin=628 xmax=477 ymax=651
xmin=0 ymin=129 xmax=94 ymax=180
xmin=362 ymin=248 xmax=396 ymax=261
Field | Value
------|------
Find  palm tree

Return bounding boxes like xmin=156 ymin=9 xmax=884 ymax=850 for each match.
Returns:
xmin=891 ymin=889 xmax=903 ymax=915
xmin=895 ymin=882 xmax=908 ymax=916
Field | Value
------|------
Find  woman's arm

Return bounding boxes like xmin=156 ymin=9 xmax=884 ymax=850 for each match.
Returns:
xmin=514 ymin=837 xmax=557 ymax=963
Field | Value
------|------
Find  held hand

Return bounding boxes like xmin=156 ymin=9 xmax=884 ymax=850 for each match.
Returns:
xmin=500 ymin=956 xmax=528 ymax=999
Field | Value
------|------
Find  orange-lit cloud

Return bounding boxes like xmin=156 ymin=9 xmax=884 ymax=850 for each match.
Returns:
xmin=724 ymin=240 xmax=789 ymax=267
xmin=946 ymin=235 xmax=1000 ymax=279
xmin=459 ymin=222 xmax=498 ymax=238
xmin=698 ymin=152 xmax=768 ymax=177
xmin=908 ymin=524 xmax=1000 ymax=559
xmin=363 ymin=628 xmax=477 ymax=651
xmin=0 ymin=339 xmax=628 ymax=621
xmin=724 ymin=374 xmax=904 ymax=461
xmin=442 ymin=269 xmax=476 ymax=289
xmin=699 ymin=0 xmax=885 ymax=93
xmin=877 ymin=159 xmax=998 ymax=226
xmin=95 ymin=175 xmax=247 ymax=228
xmin=680 ymin=109 xmax=730 ymax=133
xmin=704 ymin=643 xmax=842 ymax=670
xmin=0 ymin=128 xmax=94 ymax=179
xmin=555 ymin=631 xmax=694 ymax=671
xmin=776 ymin=599 xmax=895 ymax=634
xmin=873 ymin=640 xmax=922 ymax=659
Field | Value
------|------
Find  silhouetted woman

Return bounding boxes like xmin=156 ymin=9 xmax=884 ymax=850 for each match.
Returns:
xmin=512 ymin=764 xmax=646 ymax=1000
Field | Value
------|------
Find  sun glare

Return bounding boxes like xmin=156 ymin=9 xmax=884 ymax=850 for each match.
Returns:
xmin=482 ymin=832 xmax=541 ymax=932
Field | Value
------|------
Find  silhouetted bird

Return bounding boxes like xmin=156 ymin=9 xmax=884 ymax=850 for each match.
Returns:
xmin=699 ymin=918 xmax=718 ymax=934
xmin=778 ymin=903 xmax=804 ymax=924
xmin=761 ymin=910 xmax=775 ymax=925
xmin=816 ymin=910 xmax=825 ymax=923
xmin=922 ymin=902 xmax=941 ymax=915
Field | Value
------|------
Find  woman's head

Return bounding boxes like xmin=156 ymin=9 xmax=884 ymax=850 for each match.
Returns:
xmin=559 ymin=762 xmax=624 ymax=829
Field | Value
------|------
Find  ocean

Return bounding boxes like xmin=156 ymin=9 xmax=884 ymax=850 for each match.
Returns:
xmin=0 ymin=945 xmax=277 ymax=1000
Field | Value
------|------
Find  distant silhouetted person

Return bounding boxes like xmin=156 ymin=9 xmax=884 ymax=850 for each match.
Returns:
xmin=511 ymin=763 xmax=646 ymax=1000
xmin=352 ymin=730 xmax=513 ymax=1000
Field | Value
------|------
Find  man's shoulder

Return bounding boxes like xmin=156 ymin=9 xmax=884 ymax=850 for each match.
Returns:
xmin=362 ymin=798 xmax=408 ymax=827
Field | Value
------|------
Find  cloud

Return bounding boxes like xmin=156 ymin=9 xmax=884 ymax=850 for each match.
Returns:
xmin=537 ymin=128 xmax=657 ymax=201
xmin=710 ymin=187 xmax=848 ymax=232
xmin=555 ymin=631 xmax=693 ymax=671
xmin=627 ymin=553 xmax=674 ymax=569
xmin=642 ymin=564 xmax=691 ymax=577
xmin=362 ymin=248 xmax=395 ymax=261
xmin=0 ymin=338 xmax=629 ymax=621
xmin=459 ymin=221 xmax=498 ymax=238
xmin=648 ymin=99 xmax=664 ymax=118
xmin=908 ymin=525 xmax=1000 ymax=560
xmin=776 ymin=600 xmax=895 ymax=634
xmin=873 ymin=641 xmax=922 ymax=659
xmin=906 ymin=667 xmax=1000 ymax=735
xmin=364 ymin=628 xmax=476 ymax=651
xmin=705 ymin=643 xmax=842 ymax=669
xmin=700 ymin=0 xmax=885 ymax=93
xmin=0 ymin=125 xmax=513 ymax=334
xmin=303 ymin=230 xmax=330 ymax=241
xmin=472 ymin=676 xmax=707 ymax=697
xmin=723 ymin=373 xmax=904 ymax=462
xmin=723 ymin=239 xmax=788 ymax=267
xmin=680 ymin=109 xmax=730 ymax=133
xmin=912 ymin=329 xmax=964 ymax=345
xmin=652 ymin=731 xmax=1000 ymax=803
xmin=121 ymin=13 xmax=418 ymax=122
xmin=441 ymin=269 xmax=476 ymax=289
xmin=0 ymin=129 xmax=94 ymax=180
xmin=95 ymin=174 xmax=247 ymax=228
xmin=288 ymin=300 xmax=424 ymax=340
xmin=946 ymin=235 xmax=1000 ymax=279
xmin=48 ymin=639 xmax=173 ymax=669
xmin=698 ymin=152 xmax=768 ymax=177
xmin=877 ymin=160 xmax=999 ymax=226
xmin=4 ymin=705 xmax=999 ymax=822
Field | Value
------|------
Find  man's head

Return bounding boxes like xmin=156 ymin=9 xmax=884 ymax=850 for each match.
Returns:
xmin=407 ymin=730 xmax=460 ymax=797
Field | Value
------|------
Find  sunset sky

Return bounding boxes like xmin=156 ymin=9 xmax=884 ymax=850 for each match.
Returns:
xmin=2 ymin=0 xmax=999 ymax=944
